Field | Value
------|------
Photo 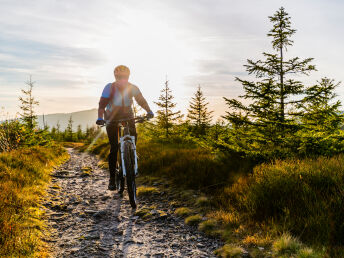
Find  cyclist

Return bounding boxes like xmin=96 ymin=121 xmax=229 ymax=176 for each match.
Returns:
xmin=96 ymin=65 xmax=154 ymax=190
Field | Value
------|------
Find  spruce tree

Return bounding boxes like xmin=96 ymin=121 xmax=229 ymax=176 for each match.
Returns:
xmin=302 ymin=77 xmax=343 ymax=133
xmin=18 ymin=75 xmax=39 ymax=131
xmin=187 ymin=84 xmax=213 ymax=135
xmin=66 ymin=115 xmax=74 ymax=141
xmin=76 ymin=124 xmax=83 ymax=141
xmin=154 ymin=78 xmax=183 ymax=137
xmin=223 ymin=7 xmax=316 ymax=150
xmin=55 ymin=121 xmax=61 ymax=141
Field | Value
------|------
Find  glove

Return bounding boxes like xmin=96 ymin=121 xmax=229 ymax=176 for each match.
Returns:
xmin=96 ymin=118 xmax=105 ymax=126
xmin=147 ymin=111 xmax=154 ymax=119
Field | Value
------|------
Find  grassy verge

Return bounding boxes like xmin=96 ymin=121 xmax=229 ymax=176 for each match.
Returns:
xmin=82 ymin=135 xmax=340 ymax=257
xmin=0 ymin=145 xmax=69 ymax=257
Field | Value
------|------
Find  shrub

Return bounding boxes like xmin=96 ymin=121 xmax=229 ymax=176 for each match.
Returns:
xmin=226 ymin=154 xmax=344 ymax=245
xmin=0 ymin=146 xmax=68 ymax=256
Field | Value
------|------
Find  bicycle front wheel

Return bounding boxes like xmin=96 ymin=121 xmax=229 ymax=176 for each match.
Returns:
xmin=123 ymin=141 xmax=137 ymax=209
xmin=115 ymin=161 xmax=124 ymax=194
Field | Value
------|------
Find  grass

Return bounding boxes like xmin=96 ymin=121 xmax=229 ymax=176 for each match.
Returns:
xmin=214 ymin=244 xmax=245 ymax=257
xmin=136 ymin=186 xmax=159 ymax=196
xmin=174 ymin=207 xmax=193 ymax=217
xmin=272 ymin=233 xmax=302 ymax=256
xmin=185 ymin=214 xmax=202 ymax=226
xmin=271 ymin=233 xmax=324 ymax=257
xmin=195 ymin=196 xmax=210 ymax=207
xmin=224 ymin=154 xmax=344 ymax=246
xmin=82 ymin=134 xmax=343 ymax=255
xmin=198 ymin=219 xmax=218 ymax=236
xmin=77 ymin=134 xmax=253 ymax=193
xmin=0 ymin=145 xmax=69 ymax=257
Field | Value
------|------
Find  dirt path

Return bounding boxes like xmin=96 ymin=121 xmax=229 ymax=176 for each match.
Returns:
xmin=42 ymin=148 xmax=222 ymax=257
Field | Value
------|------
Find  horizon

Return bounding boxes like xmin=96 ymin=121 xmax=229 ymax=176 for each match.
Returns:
xmin=1 ymin=0 xmax=344 ymax=120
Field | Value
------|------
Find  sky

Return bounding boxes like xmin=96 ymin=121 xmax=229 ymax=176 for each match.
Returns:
xmin=1 ymin=0 xmax=343 ymax=120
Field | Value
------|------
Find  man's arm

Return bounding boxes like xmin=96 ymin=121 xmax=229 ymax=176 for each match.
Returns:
xmin=97 ymin=83 xmax=112 ymax=122
xmin=98 ymin=97 xmax=109 ymax=119
xmin=134 ymin=93 xmax=152 ymax=113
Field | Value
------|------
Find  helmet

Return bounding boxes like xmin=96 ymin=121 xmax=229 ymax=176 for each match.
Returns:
xmin=114 ymin=65 xmax=130 ymax=79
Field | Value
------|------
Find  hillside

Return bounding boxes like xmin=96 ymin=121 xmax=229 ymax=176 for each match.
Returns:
xmin=37 ymin=108 xmax=97 ymax=131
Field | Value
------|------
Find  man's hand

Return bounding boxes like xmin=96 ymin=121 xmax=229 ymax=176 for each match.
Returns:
xmin=147 ymin=111 xmax=154 ymax=119
xmin=96 ymin=117 xmax=105 ymax=126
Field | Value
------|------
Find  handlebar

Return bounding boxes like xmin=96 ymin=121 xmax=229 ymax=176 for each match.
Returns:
xmin=99 ymin=115 xmax=150 ymax=127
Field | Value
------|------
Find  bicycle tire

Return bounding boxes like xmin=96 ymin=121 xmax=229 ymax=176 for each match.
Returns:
xmin=115 ymin=161 xmax=124 ymax=194
xmin=123 ymin=141 xmax=137 ymax=209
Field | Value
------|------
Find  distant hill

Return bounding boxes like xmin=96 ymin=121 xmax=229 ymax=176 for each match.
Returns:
xmin=37 ymin=108 xmax=98 ymax=131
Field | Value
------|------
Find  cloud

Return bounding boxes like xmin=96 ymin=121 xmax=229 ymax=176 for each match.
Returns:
xmin=0 ymin=0 xmax=343 ymax=119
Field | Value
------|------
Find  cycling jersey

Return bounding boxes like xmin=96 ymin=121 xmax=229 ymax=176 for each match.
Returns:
xmin=99 ymin=82 xmax=150 ymax=120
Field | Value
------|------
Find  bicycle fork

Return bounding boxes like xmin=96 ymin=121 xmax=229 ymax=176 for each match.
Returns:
xmin=119 ymin=135 xmax=138 ymax=177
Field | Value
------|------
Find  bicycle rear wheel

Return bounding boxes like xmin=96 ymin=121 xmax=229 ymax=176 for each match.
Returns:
xmin=123 ymin=141 xmax=137 ymax=209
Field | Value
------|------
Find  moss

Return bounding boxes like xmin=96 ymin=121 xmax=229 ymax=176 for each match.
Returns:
xmin=134 ymin=208 xmax=151 ymax=217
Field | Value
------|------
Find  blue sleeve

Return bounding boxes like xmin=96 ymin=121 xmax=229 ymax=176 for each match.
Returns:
xmin=101 ymin=83 xmax=111 ymax=98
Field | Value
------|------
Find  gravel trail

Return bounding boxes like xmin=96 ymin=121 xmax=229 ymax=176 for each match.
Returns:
xmin=43 ymin=148 xmax=221 ymax=257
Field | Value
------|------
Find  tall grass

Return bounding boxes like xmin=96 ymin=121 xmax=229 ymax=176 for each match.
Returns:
xmin=224 ymin=154 xmax=344 ymax=246
xmin=0 ymin=145 xmax=68 ymax=257
xmin=84 ymin=134 xmax=344 ymax=253
xmin=84 ymin=136 xmax=253 ymax=191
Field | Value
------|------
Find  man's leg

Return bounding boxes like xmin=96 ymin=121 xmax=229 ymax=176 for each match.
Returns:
xmin=128 ymin=119 xmax=137 ymax=144
xmin=106 ymin=123 xmax=119 ymax=190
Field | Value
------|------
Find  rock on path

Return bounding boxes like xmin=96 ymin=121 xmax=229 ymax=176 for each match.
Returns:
xmin=42 ymin=148 xmax=221 ymax=257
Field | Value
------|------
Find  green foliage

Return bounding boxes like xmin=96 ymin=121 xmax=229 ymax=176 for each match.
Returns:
xmin=185 ymin=214 xmax=202 ymax=226
xmin=272 ymin=233 xmax=324 ymax=257
xmin=214 ymin=244 xmax=245 ymax=257
xmin=153 ymin=79 xmax=183 ymax=138
xmin=187 ymin=84 xmax=213 ymax=136
xmin=0 ymin=146 xmax=68 ymax=256
xmin=48 ymin=121 xmax=101 ymax=143
xmin=225 ymin=154 xmax=344 ymax=245
xmin=221 ymin=7 xmax=343 ymax=160
xmin=0 ymin=119 xmax=23 ymax=152
xmin=64 ymin=115 xmax=74 ymax=141
xmin=18 ymin=76 xmax=39 ymax=131
xmin=174 ymin=207 xmax=193 ymax=217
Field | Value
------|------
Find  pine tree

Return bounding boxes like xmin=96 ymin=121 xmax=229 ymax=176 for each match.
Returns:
xmin=18 ymin=75 xmax=39 ymax=131
xmin=154 ymin=78 xmax=183 ymax=137
xmin=187 ymin=84 xmax=213 ymax=135
xmin=76 ymin=124 xmax=83 ymax=141
xmin=302 ymin=77 xmax=343 ymax=133
xmin=66 ymin=115 xmax=74 ymax=141
xmin=55 ymin=121 xmax=61 ymax=141
xmin=223 ymin=7 xmax=316 ymax=149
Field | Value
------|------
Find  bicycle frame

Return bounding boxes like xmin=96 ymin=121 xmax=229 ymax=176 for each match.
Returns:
xmin=103 ymin=116 xmax=147 ymax=177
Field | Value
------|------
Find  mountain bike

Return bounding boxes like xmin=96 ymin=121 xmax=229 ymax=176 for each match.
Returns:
xmin=103 ymin=115 xmax=149 ymax=209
